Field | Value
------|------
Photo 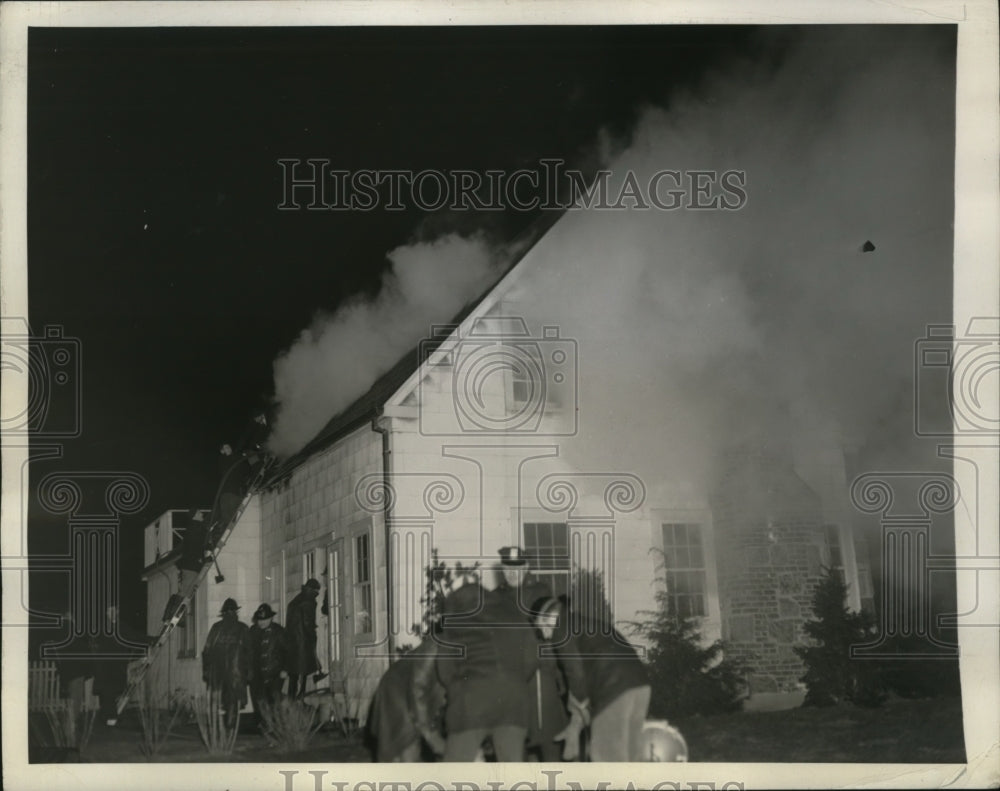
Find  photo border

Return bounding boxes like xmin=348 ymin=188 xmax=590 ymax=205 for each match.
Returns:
xmin=2 ymin=1 xmax=997 ymax=788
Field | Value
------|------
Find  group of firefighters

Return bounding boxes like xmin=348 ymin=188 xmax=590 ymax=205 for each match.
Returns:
xmin=200 ymin=578 xmax=327 ymax=735
xmin=164 ymin=413 xmax=673 ymax=760
xmin=368 ymin=546 xmax=654 ymax=763
xmin=197 ymin=546 xmax=659 ymax=762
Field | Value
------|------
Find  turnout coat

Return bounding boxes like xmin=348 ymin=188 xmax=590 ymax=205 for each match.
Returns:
xmin=248 ymin=621 xmax=290 ymax=683
xmin=435 ymin=583 xmax=541 ymax=734
xmin=202 ymin=614 xmax=251 ymax=709
xmin=550 ymin=612 xmax=650 ymax=717
xmin=285 ymin=590 xmax=320 ymax=675
xmin=493 ymin=578 xmax=569 ymax=750
xmin=369 ymin=639 xmax=446 ymax=761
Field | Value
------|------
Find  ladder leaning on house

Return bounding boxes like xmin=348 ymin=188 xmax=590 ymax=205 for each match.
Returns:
xmin=115 ymin=453 xmax=277 ymax=716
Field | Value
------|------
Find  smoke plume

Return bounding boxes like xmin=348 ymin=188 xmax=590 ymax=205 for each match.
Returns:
xmin=268 ymin=232 xmax=503 ymax=457
xmin=268 ymin=26 xmax=954 ymax=503
xmin=509 ymin=26 xmax=954 ymax=501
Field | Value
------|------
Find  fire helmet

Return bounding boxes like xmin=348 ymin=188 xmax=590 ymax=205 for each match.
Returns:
xmin=640 ymin=720 xmax=689 ymax=762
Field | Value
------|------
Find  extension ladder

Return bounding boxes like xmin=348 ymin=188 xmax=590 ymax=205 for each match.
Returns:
xmin=115 ymin=453 xmax=277 ymax=715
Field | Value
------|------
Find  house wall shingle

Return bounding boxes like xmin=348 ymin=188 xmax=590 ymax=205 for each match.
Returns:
xmin=260 ymin=425 xmax=389 ymax=723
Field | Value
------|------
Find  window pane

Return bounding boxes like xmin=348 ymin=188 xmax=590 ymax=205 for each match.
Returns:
xmin=688 ymin=525 xmax=702 ymax=549
xmin=692 ymin=594 xmax=706 ymax=617
xmin=523 ymin=522 xmax=568 ymax=570
xmin=355 ymin=583 xmax=372 ymax=634
xmin=663 ymin=523 xmax=705 ymax=572
xmin=356 ymin=534 xmax=370 ymax=584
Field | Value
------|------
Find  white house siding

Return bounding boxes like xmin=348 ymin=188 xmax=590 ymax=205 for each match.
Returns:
xmin=373 ymin=221 xmax=875 ymax=710
xmin=381 ymin=408 xmax=718 ymax=654
xmin=259 ymin=425 xmax=389 ymax=725
xmin=206 ymin=496 xmax=264 ymax=623
xmin=141 ymin=501 xmax=263 ymax=706
xmin=381 ymin=299 xmax=668 ymax=651
xmin=143 ymin=560 xmax=205 ymax=704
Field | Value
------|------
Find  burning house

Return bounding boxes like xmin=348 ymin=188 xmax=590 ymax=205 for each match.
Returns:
xmin=143 ymin=209 xmax=875 ymax=717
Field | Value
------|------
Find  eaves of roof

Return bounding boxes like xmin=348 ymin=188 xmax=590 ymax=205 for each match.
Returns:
xmin=264 ymin=208 xmax=566 ymax=485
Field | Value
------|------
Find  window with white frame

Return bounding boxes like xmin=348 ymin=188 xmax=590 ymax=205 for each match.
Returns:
xmin=523 ymin=522 xmax=570 ymax=598
xmin=354 ymin=533 xmax=373 ymax=635
xmin=661 ymin=523 xmax=708 ymax=618
xmin=303 ymin=550 xmax=316 ymax=583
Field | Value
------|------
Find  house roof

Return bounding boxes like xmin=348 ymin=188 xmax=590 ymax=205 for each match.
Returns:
xmin=265 ymin=208 xmax=565 ymax=484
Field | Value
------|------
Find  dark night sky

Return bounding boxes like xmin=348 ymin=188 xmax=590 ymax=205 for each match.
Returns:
xmin=26 ymin=25 xmax=778 ymax=626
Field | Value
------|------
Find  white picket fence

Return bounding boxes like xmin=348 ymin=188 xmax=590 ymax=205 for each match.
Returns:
xmin=28 ymin=660 xmax=100 ymax=713
xmin=29 ymin=659 xmax=145 ymax=713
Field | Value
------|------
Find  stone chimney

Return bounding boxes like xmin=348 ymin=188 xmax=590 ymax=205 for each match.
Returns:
xmin=710 ymin=439 xmax=826 ymax=698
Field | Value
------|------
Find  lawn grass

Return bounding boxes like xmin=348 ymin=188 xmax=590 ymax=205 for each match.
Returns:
xmin=37 ymin=694 xmax=966 ymax=764
xmin=675 ymin=694 xmax=966 ymax=763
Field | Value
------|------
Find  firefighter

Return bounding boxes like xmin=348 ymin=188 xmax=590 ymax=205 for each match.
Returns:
xmin=435 ymin=576 xmax=540 ymax=761
xmin=163 ymin=509 xmax=210 ymax=623
xmin=285 ymin=579 xmax=323 ymax=699
xmin=369 ymin=638 xmax=446 ymax=761
xmin=207 ymin=414 xmax=269 ymax=551
xmin=534 ymin=596 xmax=651 ymax=762
xmin=247 ymin=603 xmax=290 ymax=735
xmin=493 ymin=546 xmax=568 ymax=761
xmin=202 ymin=597 xmax=250 ymax=730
